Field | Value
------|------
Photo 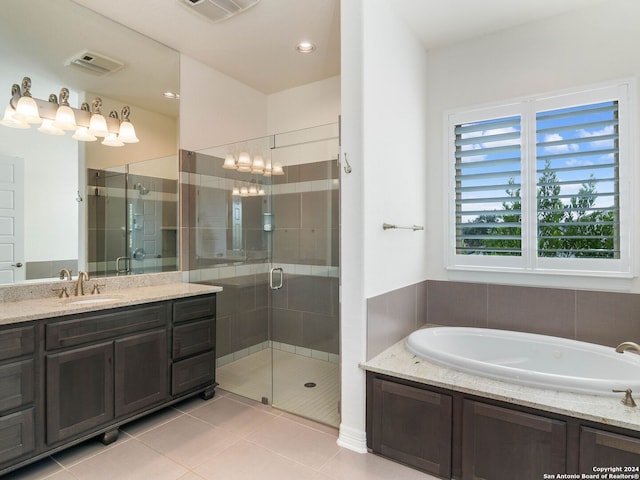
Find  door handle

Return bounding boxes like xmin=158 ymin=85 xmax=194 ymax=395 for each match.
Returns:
xmin=11 ymin=262 xmax=23 ymax=268
xmin=269 ymin=267 xmax=284 ymax=290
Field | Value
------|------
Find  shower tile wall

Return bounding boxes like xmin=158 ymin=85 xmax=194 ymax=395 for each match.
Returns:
xmin=367 ymin=279 xmax=640 ymax=360
xmin=181 ymin=149 xmax=340 ymax=360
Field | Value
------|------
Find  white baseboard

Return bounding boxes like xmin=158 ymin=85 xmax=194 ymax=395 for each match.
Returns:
xmin=337 ymin=423 xmax=368 ymax=453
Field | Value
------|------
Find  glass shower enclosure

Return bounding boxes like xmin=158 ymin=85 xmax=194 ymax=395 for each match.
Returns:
xmin=185 ymin=123 xmax=340 ymax=426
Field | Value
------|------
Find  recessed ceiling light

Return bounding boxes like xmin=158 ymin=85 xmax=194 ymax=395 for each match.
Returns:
xmin=296 ymin=41 xmax=316 ymax=54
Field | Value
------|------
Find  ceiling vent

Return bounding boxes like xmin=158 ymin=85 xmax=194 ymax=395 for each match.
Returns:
xmin=65 ymin=51 xmax=125 ymax=76
xmin=179 ymin=0 xmax=260 ymax=24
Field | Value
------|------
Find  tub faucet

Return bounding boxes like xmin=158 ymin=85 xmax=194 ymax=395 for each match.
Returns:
xmin=615 ymin=341 xmax=640 ymax=354
xmin=59 ymin=269 xmax=72 ymax=281
xmin=75 ymin=271 xmax=90 ymax=296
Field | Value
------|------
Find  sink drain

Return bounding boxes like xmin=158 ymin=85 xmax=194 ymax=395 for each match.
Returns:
xmin=304 ymin=382 xmax=317 ymax=388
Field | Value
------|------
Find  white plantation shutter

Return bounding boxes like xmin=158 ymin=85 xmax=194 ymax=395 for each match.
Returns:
xmin=536 ymin=101 xmax=619 ymax=259
xmin=448 ymin=81 xmax=632 ymax=277
xmin=454 ymin=116 xmax=522 ymax=255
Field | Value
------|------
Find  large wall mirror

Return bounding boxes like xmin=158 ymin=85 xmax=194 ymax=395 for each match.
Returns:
xmin=0 ymin=0 xmax=180 ymax=284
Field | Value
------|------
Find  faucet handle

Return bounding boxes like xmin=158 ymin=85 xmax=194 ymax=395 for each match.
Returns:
xmin=92 ymin=283 xmax=106 ymax=295
xmin=51 ymin=287 xmax=69 ymax=298
xmin=612 ymin=389 xmax=637 ymax=407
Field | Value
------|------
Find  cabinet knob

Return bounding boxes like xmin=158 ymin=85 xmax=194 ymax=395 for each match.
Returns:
xmin=11 ymin=262 xmax=23 ymax=268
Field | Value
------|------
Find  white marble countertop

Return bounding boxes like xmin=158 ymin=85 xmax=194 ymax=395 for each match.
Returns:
xmin=361 ymin=336 xmax=640 ymax=433
xmin=0 ymin=282 xmax=222 ymax=326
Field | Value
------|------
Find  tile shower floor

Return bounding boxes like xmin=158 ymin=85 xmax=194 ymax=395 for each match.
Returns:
xmin=3 ymin=391 xmax=438 ymax=480
xmin=217 ymin=348 xmax=340 ymax=427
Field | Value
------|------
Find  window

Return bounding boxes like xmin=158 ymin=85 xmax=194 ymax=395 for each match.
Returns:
xmin=447 ymin=82 xmax=632 ymax=277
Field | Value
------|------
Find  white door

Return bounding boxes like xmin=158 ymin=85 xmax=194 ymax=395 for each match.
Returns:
xmin=0 ymin=155 xmax=25 ymax=284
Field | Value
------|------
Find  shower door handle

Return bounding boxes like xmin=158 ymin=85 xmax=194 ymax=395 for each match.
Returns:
xmin=269 ymin=267 xmax=284 ymax=290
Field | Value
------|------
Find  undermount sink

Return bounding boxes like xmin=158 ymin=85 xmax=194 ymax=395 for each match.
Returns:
xmin=67 ymin=296 xmax=122 ymax=305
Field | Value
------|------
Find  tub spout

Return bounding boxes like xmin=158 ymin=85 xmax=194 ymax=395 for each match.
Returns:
xmin=615 ymin=341 xmax=640 ymax=354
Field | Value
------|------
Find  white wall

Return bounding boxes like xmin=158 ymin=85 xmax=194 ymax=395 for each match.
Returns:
xmin=267 ymin=76 xmax=340 ymax=134
xmin=339 ymin=0 xmax=429 ymax=453
xmin=179 ymin=55 xmax=268 ymax=151
xmin=424 ymin=0 xmax=640 ymax=291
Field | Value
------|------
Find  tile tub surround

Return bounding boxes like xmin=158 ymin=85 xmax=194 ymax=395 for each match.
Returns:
xmin=361 ymin=336 xmax=640 ymax=434
xmin=367 ymin=279 xmax=640 ymax=360
xmin=0 ymin=273 xmax=222 ymax=325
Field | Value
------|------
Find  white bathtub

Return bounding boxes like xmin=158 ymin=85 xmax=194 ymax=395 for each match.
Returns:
xmin=405 ymin=327 xmax=640 ymax=396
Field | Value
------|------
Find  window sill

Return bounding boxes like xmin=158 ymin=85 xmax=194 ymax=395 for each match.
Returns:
xmin=446 ymin=266 xmax=634 ymax=292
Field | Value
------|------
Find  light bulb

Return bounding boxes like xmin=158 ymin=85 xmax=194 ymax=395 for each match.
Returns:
xmin=53 ymin=105 xmax=77 ymax=131
xmin=251 ymin=155 xmax=265 ymax=174
xmin=0 ymin=105 xmax=28 ymax=129
xmin=117 ymin=120 xmax=139 ymax=143
xmin=72 ymin=127 xmax=97 ymax=142
xmin=38 ymin=119 xmax=64 ymax=135
xmin=14 ymin=96 xmax=42 ymax=124
xmin=237 ymin=151 xmax=252 ymax=172
xmin=223 ymin=154 xmax=237 ymax=169
xmin=102 ymin=132 xmax=124 ymax=147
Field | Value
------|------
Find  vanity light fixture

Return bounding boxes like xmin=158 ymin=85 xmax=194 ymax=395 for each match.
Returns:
xmin=2 ymin=76 xmax=140 ymax=147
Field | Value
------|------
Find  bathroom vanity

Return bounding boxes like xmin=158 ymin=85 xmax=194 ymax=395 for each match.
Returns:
xmin=363 ymin=339 xmax=640 ymax=480
xmin=0 ymin=282 xmax=220 ymax=476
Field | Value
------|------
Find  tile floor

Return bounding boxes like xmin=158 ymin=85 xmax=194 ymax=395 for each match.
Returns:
xmin=3 ymin=390 xmax=439 ymax=480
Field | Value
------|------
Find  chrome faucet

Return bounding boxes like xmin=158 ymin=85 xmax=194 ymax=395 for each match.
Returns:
xmin=75 ymin=271 xmax=90 ymax=296
xmin=59 ymin=269 xmax=73 ymax=281
xmin=615 ymin=341 xmax=640 ymax=354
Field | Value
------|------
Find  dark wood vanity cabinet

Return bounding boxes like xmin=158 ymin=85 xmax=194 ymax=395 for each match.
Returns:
xmin=369 ymin=376 xmax=452 ymax=477
xmin=171 ymin=296 xmax=216 ymax=397
xmin=0 ymin=292 xmax=217 ymax=477
xmin=0 ymin=324 xmax=36 ymax=465
xmin=367 ymin=372 xmax=640 ymax=480
xmin=462 ymin=400 xmax=566 ymax=480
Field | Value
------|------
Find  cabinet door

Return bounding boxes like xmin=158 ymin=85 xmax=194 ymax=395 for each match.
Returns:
xmin=115 ymin=330 xmax=169 ymax=418
xmin=580 ymin=427 xmax=640 ymax=472
xmin=370 ymin=377 xmax=452 ymax=477
xmin=46 ymin=342 xmax=114 ymax=445
xmin=0 ymin=408 xmax=35 ymax=464
xmin=0 ymin=359 xmax=34 ymax=412
xmin=462 ymin=400 xmax=566 ymax=480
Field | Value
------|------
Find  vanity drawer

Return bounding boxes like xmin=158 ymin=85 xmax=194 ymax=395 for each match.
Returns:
xmin=46 ymin=304 xmax=168 ymax=350
xmin=171 ymin=351 xmax=215 ymax=396
xmin=173 ymin=295 xmax=215 ymax=324
xmin=0 ymin=325 xmax=35 ymax=361
xmin=0 ymin=408 xmax=35 ymax=465
xmin=0 ymin=359 xmax=34 ymax=412
xmin=172 ymin=319 xmax=215 ymax=360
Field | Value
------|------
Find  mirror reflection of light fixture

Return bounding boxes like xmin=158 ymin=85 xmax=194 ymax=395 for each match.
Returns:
xmin=2 ymin=76 xmax=140 ymax=147
xmin=221 ymin=151 xmax=282 ymax=177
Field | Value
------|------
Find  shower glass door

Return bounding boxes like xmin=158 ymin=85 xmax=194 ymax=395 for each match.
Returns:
xmin=188 ymin=122 xmax=340 ymax=427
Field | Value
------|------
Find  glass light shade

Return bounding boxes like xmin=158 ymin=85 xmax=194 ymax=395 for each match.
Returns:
xmin=53 ymin=105 xmax=77 ymax=131
xmin=263 ymin=161 xmax=272 ymax=177
xmin=0 ymin=106 xmax=29 ymax=129
xmin=88 ymin=113 xmax=108 ymax=137
xmin=38 ymin=119 xmax=64 ymax=135
xmin=14 ymin=96 xmax=42 ymax=124
xmin=251 ymin=155 xmax=265 ymax=174
xmin=102 ymin=132 xmax=124 ymax=147
xmin=240 ymin=186 xmax=249 ymax=196
xmin=258 ymin=187 xmax=266 ymax=196
xmin=232 ymin=187 xmax=240 ymax=196
xmin=223 ymin=154 xmax=237 ymax=169
xmin=237 ymin=151 xmax=252 ymax=172
xmin=117 ymin=120 xmax=139 ymax=143
xmin=72 ymin=126 xmax=97 ymax=142
xmin=248 ymin=186 xmax=258 ymax=196
xmin=272 ymin=162 xmax=285 ymax=175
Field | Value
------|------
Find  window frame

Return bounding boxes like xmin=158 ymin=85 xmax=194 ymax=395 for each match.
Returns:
xmin=445 ymin=81 xmax=635 ymax=280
